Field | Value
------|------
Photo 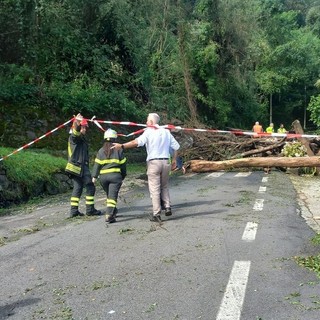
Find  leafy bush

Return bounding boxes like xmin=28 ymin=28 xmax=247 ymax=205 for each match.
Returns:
xmin=308 ymin=95 xmax=320 ymax=127
xmin=281 ymin=141 xmax=307 ymax=157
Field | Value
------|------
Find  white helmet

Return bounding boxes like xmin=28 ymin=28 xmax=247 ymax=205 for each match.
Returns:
xmin=104 ymin=128 xmax=117 ymax=140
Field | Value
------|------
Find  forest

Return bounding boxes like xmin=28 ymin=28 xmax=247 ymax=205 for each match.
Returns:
xmin=1 ymin=0 xmax=320 ymax=150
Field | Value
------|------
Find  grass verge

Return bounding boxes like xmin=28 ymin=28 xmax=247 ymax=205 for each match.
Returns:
xmin=294 ymin=234 xmax=320 ymax=278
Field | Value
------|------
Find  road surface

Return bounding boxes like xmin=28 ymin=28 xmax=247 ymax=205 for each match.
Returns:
xmin=1 ymin=170 xmax=320 ymax=320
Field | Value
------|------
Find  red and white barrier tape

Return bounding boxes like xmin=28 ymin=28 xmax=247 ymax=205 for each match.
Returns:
xmin=91 ymin=118 xmax=320 ymax=139
xmin=0 ymin=118 xmax=73 ymax=162
xmin=1 ymin=116 xmax=319 ymax=162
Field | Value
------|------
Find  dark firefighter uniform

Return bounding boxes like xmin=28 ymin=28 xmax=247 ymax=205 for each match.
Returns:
xmin=65 ymin=119 xmax=101 ymax=217
xmin=92 ymin=129 xmax=126 ymax=223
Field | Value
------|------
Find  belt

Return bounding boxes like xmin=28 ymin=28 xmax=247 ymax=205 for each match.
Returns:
xmin=149 ymin=158 xmax=169 ymax=161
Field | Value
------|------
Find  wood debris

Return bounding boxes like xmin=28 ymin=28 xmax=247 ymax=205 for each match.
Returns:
xmin=175 ymin=120 xmax=320 ymax=173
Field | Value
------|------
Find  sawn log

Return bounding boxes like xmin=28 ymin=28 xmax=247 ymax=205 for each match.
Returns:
xmin=190 ymin=156 xmax=320 ymax=172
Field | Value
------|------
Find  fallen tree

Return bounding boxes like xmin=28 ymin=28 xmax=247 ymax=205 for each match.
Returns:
xmin=189 ymin=156 xmax=320 ymax=173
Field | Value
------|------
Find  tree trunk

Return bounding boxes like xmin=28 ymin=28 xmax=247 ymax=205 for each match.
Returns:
xmin=292 ymin=119 xmax=320 ymax=174
xmin=292 ymin=120 xmax=314 ymax=156
xmin=176 ymin=0 xmax=198 ymax=125
xmin=190 ymin=157 xmax=320 ymax=172
xmin=230 ymin=140 xmax=286 ymax=159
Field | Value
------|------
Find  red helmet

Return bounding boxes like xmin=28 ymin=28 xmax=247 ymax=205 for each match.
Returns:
xmin=80 ymin=119 xmax=88 ymax=127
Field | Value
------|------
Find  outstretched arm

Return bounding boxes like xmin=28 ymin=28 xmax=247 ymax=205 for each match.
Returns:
xmin=112 ymin=139 xmax=139 ymax=151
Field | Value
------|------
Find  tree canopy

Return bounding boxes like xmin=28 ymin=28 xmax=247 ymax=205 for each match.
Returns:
xmin=1 ymin=0 xmax=320 ymax=147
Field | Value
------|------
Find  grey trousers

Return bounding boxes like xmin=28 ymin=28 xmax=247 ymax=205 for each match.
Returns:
xmin=147 ymin=159 xmax=171 ymax=214
xmin=70 ymin=165 xmax=96 ymax=213
xmin=99 ymin=172 xmax=123 ymax=215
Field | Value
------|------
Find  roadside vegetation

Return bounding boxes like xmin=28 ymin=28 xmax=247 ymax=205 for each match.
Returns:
xmin=0 ymin=147 xmax=67 ymax=213
xmin=1 ymin=0 xmax=320 ymax=150
xmin=0 ymin=147 xmax=67 ymax=190
xmin=0 ymin=146 xmax=146 ymax=215
xmin=295 ymin=234 xmax=320 ymax=278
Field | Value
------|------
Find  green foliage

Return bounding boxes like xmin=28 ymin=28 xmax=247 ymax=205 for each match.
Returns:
xmin=308 ymin=95 xmax=320 ymax=127
xmin=126 ymin=162 xmax=145 ymax=174
xmin=306 ymin=5 xmax=320 ymax=36
xmin=311 ymin=234 xmax=320 ymax=245
xmin=0 ymin=64 xmax=38 ymax=103
xmin=294 ymin=234 xmax=320 ymax=278
xmin=295 ymin=254 xmax=320 ymax=278
xmin=281 ymin=141 xmax=307 ymax=157
xmin=0 ymin=147 xmax=67 ymax=194
xmin=1 ymin=0 xmax=320 ymax=136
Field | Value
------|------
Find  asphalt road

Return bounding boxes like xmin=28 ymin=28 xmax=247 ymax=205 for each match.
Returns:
xmin=1 ymin=170 xmax=320 ymax=320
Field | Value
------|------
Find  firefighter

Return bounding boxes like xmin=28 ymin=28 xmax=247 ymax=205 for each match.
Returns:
xmin=92 ymin=129 xmax=127 ymax=223
xmin=65 ymin=113 xmax=101 ymax=217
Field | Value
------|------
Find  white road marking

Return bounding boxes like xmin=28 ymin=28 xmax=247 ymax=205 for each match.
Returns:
xmin=206 ymin=172 xmax=225 ymax=178
xmin=258 ymin=186 xmax=266 ymax=193
xmin=262 ymin=177 xmax=268 ymax=183
xmin=234 ymin=172 xmax=252 ymax=177
xmin=253 ymin=199 xmax=264 ymax=211
xmin=216 ymin=261 xmax=251 ymax=320
xmin=242 ymin=222 xmax=258 ymax=241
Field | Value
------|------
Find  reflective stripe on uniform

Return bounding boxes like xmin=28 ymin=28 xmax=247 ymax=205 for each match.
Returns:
xmin=86 ymin=195 xmax=94 ymax=205
xmin=72 ymin=128 xmax=81 ymax=136
xmin=70 ymin=197 xmax=80 ymax=206
xmin=106 ymin=198 xmax=117 ymax=208
xmin=95 ymin=157 xmax=127 ymax=165
xmin=100 ymin=168 xmax=121 ymax=174
xmin=66 ymin=162 xmax=81 ymax=175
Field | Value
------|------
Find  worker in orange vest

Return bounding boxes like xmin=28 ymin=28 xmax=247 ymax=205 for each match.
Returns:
xmin=252 ymin=121 xmax=263 ymax=134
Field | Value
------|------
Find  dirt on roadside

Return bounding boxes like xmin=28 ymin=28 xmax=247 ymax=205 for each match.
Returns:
xmin=289 ymin=172 xmax=320 ymax=233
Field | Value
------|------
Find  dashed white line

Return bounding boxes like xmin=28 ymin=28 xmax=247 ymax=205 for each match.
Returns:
xmin=258 ymin=186 xmax=266 ymax=193
xmin=242 ymin=222 xmax=258 ymax=241
xmin=206 ymin=172 xmax=225 ymax=178
xmin=253 ymin=199 xmax=264 ymax=211
xmin=234 ymin=172 xmax=252 ymax=177
xmin=216 ymin=261 xmax=251 ymax=320
xmin=261 ymin=177 xmax=268 ymax=183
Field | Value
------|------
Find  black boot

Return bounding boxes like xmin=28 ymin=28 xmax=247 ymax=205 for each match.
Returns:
xmin=69 ymin=206 xmax=84 ymax=218
xmin=86 ymin=205 xmax=102 ymax=216
xmin=105 ymin=214 xmax=116 ymax=223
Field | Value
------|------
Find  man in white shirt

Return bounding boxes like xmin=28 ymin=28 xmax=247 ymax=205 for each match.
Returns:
xmin=112 ymin=113 xmax=180 ymax=221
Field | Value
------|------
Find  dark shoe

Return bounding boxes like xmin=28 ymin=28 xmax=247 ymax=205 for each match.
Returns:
xmin=165 ymin=207 xmax=172 ymax=216
xmin=87 ymin=208 xmax=102 ymax=216
xmin=69 ymin=210 xmax=85 ymax=218
xmin=113 ymin=207 xmax=118 ymax=217
xmin=105 ymin=214 xmax=116 ymax=223
xmin=149 ymin=212 xmax=162 ymax=222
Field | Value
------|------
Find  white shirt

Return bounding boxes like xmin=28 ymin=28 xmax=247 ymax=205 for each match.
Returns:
xmin=136 ymin=127 xmax=180 ymax=161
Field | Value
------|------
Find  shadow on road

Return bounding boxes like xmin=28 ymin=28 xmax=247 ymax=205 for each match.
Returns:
xmin=0 ymin=297 xmax=41 ymax=319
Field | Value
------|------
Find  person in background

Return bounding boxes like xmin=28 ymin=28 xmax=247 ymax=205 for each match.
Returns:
xmin=65 ymin=113 xmax=101 ymax=218
xmin=277 ymin=123 xmax=287 ymax=134
xmin=92 ymin=129 xmax=127 ymax=224
xmin=252 ymin=121 xmax=263 ymax=134
xmin=170 ymin=147 xmax=185 ymax=174
xmin=112 ymin=113 xmax=180 ymax=222
xmin=266 ymin=123 xmax=274 ymax=133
